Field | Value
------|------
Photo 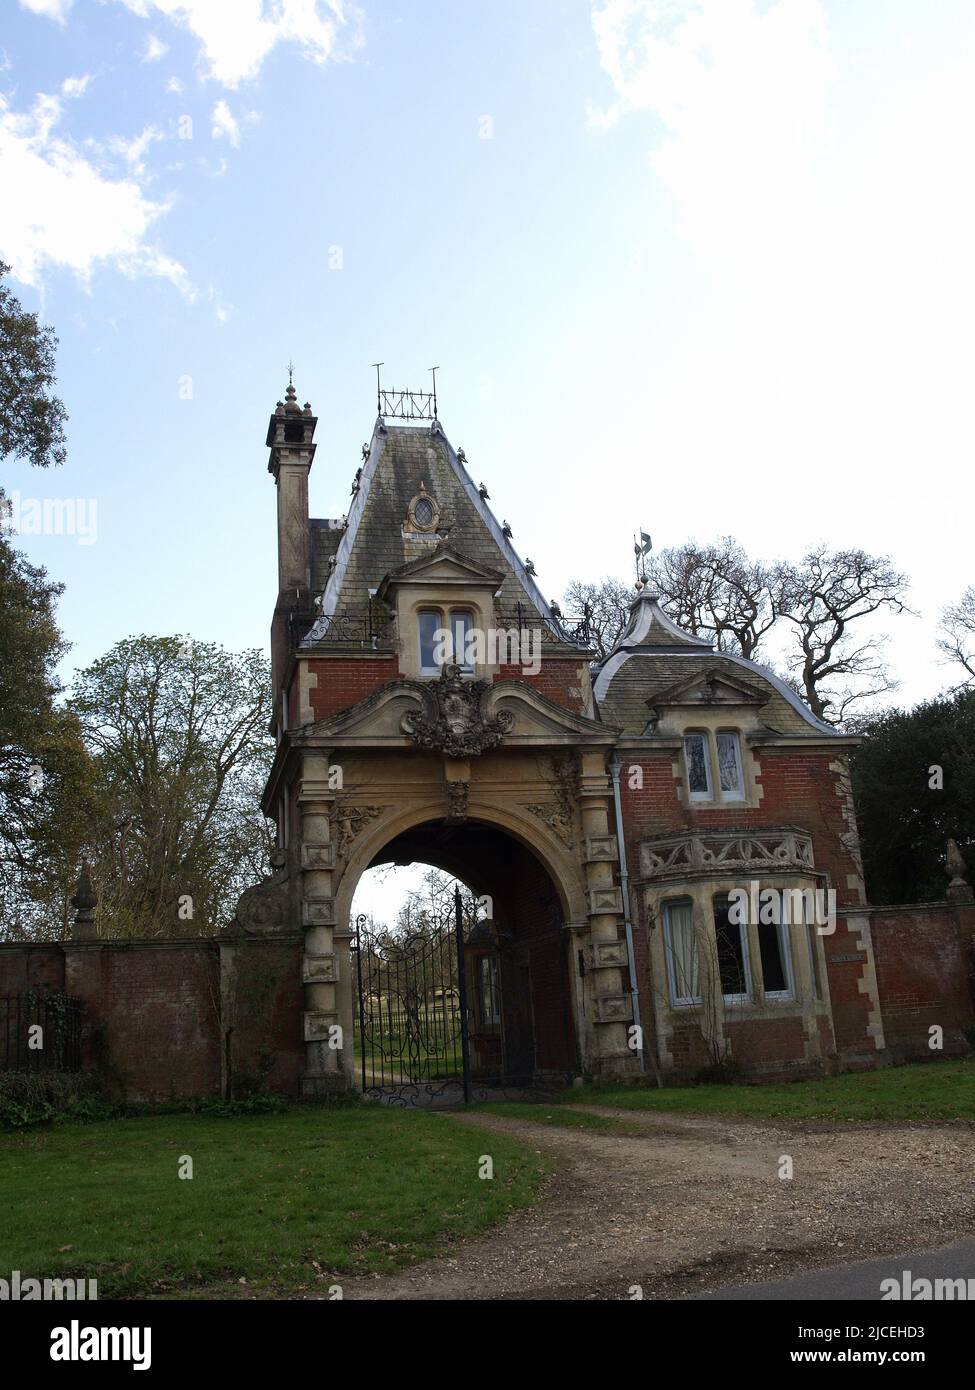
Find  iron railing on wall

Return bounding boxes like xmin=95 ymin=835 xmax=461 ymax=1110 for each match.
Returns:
xmin=0 ymin=992 xmax=84 ymax=1073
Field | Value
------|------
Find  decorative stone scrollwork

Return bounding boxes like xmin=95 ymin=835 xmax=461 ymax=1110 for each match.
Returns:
xmin=226 ymin=849 xmax=293 ymax=936
xmin=526 ymin=802 xmax=574 ymax=847
xmin=335 ymin=804 xmax=385 ymax=860
xmin=639 ymin=827 xmax=815 ymax=881
xmin=445 ymin=780 xmax=469 ymax=825
xmin=401 ymin=663 xmax=514 ymax=758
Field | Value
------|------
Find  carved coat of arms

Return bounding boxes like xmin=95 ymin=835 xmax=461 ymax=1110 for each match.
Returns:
xmin=401 ymin=663 xmax=514 ymax=757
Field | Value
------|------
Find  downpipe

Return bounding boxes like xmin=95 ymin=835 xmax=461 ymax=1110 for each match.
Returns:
xmin=609 ymin=752 xmax=661 ymax=1084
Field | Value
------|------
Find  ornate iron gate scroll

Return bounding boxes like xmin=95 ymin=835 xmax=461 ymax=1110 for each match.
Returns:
xmin=352 ymin=891 xmax=471 ymax=1105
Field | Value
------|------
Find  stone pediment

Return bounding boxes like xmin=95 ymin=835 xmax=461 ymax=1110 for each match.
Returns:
xmin=647 ymin=666 xmax=769 ymax=712
xmin=376 ymin=545 xmax=505 ymax=599
xmin=295 ymin=669 xmax=618 ymax=752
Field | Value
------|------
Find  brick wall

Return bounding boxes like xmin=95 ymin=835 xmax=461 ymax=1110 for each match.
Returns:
xmin=869 ymin=905 xmax=975 ymax=1060
xmin=306 ymin=656 xmax=401 ymax=720
xmin=0 ymin=945 xmax=66 ymax=994
xmin=495 ymin=661 xmax=587 ymax=712
xmin=0 ymin=936 xmax=305 ymax=1102
xmin=65 ymin=942 xmax=222 ymax=1100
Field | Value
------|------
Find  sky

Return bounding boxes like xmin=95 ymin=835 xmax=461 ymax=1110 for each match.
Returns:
xmin=2 ymin=0 xmax=974 ymax=924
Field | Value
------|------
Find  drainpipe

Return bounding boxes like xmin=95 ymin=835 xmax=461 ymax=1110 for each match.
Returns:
xmin=609 ymin=752 xmax=656 ymax=1081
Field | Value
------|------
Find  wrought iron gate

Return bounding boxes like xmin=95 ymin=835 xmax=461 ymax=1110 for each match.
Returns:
xmin=352 ymin=886 xmax=472 ymax=1106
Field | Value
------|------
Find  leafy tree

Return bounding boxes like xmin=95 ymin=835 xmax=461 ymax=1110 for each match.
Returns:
xmin=0 ymin=261 xmax=67 ymax=470
xmin=69 ymin=637 xmax=274 ymax=938
xmin=0 ymin=538 xmax=92 ymax=939
xmin=849 ymin=690 xmax=975 ymax=904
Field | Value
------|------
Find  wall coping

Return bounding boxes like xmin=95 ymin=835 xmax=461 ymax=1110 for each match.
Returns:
xmin=0 ymin=933 xmax=304 ymax=954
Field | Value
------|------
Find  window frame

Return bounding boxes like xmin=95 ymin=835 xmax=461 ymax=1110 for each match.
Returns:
xmin=683 ymin=731 xmax=713 ymax=801
xmin=448 ymin=608 xmax=476 ymax=673
xmin=418 ymin=607 xmax=445 ymax=676
xmin=662 ymin=897 xmax=702 ymax=1007
xmin=712 ymin=894 xmax=753 ymax=1005
xmin=757 ymin=898 xmax=795 ymax=1002
xmin=715 ymin=729 xmax=745 ymax=802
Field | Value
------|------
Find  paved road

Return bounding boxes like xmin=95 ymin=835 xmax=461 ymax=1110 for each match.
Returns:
xmin=700 ymin=1236 xmax=975 ymax=1300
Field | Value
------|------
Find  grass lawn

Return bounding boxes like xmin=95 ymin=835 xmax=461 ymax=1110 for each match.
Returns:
xmin=553 ymin=1059 xmax=975 ymax=1124
xmin=0 ymin=1105 xmax=548 ymax=1298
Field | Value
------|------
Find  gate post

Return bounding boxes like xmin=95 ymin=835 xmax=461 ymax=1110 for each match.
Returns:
xmin=297 ymin=748 xmax=348 ymax=1095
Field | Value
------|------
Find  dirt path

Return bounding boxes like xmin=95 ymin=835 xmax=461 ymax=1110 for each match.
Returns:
xmin=343 ymin=1107 xmax=975 ymax=1300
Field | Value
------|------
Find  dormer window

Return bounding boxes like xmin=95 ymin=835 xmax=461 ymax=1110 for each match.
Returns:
xmin=418 ymin=607 xmax=475 ymax=675
xmin=716 ymin=731 xmax=744 ymax=800
xmin=684 ymin=732 xmax=711 ymax=800
xmin=683 ymin=729 xmax=745 ymax=803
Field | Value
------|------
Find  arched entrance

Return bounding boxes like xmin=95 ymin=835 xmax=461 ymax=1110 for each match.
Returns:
xmin=348 ymin=818 xmax=577 ymax=1101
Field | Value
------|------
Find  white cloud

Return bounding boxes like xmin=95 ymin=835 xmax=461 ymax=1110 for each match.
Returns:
xmin=165 ymin=75 xmax=183 ymax=94
xmin=18 ymin=0 xmax=73 ymax=22
xmin=0 ymin=89 xmax=190 ymax=294
xmin=110 ymin=0 xmax=361 ymax=87
xmin=142 ymin=33 xmax=169 ymax=61
xmin=91 ymin=124 xmax=164 ymax=178
xmin=207 ymin=282 xmax=230 ymax=323
xmin=210 ymin=98 xmax=239 ymax=147
xmin=60 ymin=74 xmax=91 ymax=98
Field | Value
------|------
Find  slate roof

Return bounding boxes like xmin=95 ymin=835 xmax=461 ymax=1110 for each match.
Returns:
xmin=302 ymin=421 xmax=585 ymax=652
xmin=593 ymin=594 xmax=841 ymax=739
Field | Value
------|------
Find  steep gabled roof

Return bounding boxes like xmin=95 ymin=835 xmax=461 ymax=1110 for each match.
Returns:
xmin=302 ymin=420 xmax=584 ymax=650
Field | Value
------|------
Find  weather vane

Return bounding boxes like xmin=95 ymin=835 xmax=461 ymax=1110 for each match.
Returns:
xmin=634 ymin=529 xmax=652 ymax=588
xmin=287 ymin=359 xmax=294 ymax=388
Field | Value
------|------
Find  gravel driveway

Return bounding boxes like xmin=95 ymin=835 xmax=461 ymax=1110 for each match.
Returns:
xmin=343 ymin=1106 xmax=975 ymax=1301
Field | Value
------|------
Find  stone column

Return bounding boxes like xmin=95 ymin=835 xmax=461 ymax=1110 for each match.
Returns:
xmin=578 ymin=750 xmax=637 ymax=1077
xmin=297 ymin=748 xmax=346 ymax=1095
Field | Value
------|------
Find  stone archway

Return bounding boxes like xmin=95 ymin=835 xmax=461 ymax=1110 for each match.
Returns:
xmin=335 ymin=808 xmax=584 ymax=1096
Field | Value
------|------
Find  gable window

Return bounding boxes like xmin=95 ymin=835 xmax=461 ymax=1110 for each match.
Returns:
xmin=716 ymin=731 xmax=744 ymax=800
xmin=683 ymin=729 xmax=746 ymax=803
xmin=712 ymin=896 xmax=752 ymax=1002
xmin=684 ymin=733 xmax=711 ymax=799
xmin=663 ymin=899 xmax=701 ymax=1005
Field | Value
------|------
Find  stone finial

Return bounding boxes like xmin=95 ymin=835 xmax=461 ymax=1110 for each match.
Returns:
xmin=946 ymin=839 xmax=974 ymax=903
xmin=70 ymin=864 xmax=98 ymax=940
